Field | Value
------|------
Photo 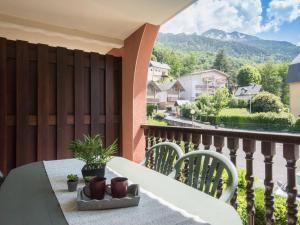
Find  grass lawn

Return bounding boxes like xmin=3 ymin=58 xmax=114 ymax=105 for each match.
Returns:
xmin=147 ymin=117 xmax=168 ymax=126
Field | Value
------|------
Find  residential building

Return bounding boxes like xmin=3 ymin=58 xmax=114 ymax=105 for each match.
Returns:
xmin=234 ymin=85 xmax=262 ymax=99
xmin=146 ymin=81 xmax=161 ymax=104
xmin=156 ymin=80 xmax=185 ymax=108
xmin=288 ymin=53 xmax=300 ymax=116
xmin=178 ymin=69 xmax=229 ymax=101
xmin=148 ymin=61 xmax=171 ymax=82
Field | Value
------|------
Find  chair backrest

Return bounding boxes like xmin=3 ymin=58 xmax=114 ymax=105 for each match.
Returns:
xmin=173 ymin=150 xmax=238 ymax=203
xmin=142 ymin=142 xmax=183 ymax=175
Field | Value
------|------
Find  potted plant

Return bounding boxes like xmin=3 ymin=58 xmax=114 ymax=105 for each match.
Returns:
xmin=83 ymin=176 xmax=95 ymax=197
xmin=67 ymin=174 xmax=78 ymax=192
xmin=69 ymin=135 xmax=117 ymax=178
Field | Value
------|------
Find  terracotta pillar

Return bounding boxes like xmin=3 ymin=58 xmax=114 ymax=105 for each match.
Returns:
xmin=109 ymin=23 xmax=159 ymax=162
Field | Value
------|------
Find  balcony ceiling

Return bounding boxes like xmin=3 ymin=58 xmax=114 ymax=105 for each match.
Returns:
xmin=0 ymin=0 xmax=195 ymax=53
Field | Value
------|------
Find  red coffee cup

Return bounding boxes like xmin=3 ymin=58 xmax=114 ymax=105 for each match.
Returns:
xmin=111 ymin=177 xmax=128 ymax=198
xmin=89 ymin=177 xmax=106 ymax=200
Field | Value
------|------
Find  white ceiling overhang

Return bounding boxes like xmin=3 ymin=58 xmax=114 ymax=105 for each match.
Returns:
xmin=0 ymin=0 xmax=196 ymax=53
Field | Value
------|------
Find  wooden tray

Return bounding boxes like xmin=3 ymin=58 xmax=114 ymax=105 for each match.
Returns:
xmin=77 ymin=184 xmax=140 ymax=211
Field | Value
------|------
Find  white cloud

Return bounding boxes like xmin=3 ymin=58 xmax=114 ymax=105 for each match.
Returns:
xmin=160 ymin=0 xmax=300 ymax=35
xmin=266 ymin=0 xmax=300 ymax=31
xmin=160 ymin=0 xmax=264 ymax=35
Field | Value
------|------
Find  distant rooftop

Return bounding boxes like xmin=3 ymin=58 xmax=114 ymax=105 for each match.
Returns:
xmin=288 ymin=53 xmax=300 ymax=83
xmin=183 ymin=69 xmax=230 ymax=78
xmin=234 ymin=85 xmax=262 ymax=97
xmin=149 ymin=61 xmax=171 ymax=70
xmin=158 ymin=80 xmax=185 ymax=91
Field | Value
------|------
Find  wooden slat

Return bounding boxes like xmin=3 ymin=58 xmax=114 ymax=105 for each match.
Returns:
xmin=56 ymin=47 xmax=67 ymax=159
xmin=74 ymin=50 xmax=84 ymax=140
xmin=16 ymin=40 xmax=29 ymax=166
xmin=0 ymin=38 xmax=122 ymax=174
xmin=37 ymin=44 xmax=49 ymax=160
xmin=90 ymin=53 xmax=100 ymax=136
xmin=105 ymin=55 xmax=114 ymax=146
xmin=0 ymin=38 xmax=7 ymax=174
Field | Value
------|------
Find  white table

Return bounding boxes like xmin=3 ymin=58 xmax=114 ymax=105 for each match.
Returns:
xmin=108 ymin=157 xmax=242 ymax=225
xmin=0 ymin=157 xmax=242 ymax=225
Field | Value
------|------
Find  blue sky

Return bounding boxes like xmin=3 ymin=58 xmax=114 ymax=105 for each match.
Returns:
xmin=160 ymin=0 xmax=300 ymax=45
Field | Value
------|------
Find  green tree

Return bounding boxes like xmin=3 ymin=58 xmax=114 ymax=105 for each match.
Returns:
xmin=213 ymin=88 xmax=231 ymax=113
xmin=212 ymin=49 xmax=230 ymax=73
xmin=195 ymin=88 xmax=231 ymax=115
xmin=258 ymin=61 xmax=282 ymax=97
xmin=237 ymin=65 xmax=261 ymax=86
xmin=277 ymin=63 xmax=289 ymax=105
xmin=181 ymin=53 xmax=198 ymax=75
xmin=195 ymin=94 xmax=215 ymax=115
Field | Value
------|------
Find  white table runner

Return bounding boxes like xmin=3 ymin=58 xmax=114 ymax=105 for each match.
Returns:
xmin=43 ymin=159 xmax=210 ymax=225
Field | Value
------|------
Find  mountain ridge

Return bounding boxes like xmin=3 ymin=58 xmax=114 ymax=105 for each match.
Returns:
xmin=156 ymin=30 xmax=300 ymax=63
xmin=202 ymin=29 xmax=260 ymax=42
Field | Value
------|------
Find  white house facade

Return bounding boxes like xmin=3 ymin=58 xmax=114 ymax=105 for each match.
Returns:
xmin=147 ymin=61 xmax=171 ymax=82
xmin=178 ymin=69 xmax=229 ymax=101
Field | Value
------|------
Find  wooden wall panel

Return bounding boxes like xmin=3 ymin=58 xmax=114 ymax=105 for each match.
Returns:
xmin=0 ymin=38 xmax=122 ymax=175
xmin=0 ymin=38 xmax=7 ymax=174
xmin=16 ymin=40 xmax=30 ymax=166
xmin=74 ymin=50 xmax=84 ymax=140
xmin=37 ymin=44 xmax=49 ymax=160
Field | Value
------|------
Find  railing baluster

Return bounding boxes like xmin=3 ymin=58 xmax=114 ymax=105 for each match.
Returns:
xmin=192 ymin=132 xmax=201 ymax=151
xmin=162 ymin=129 xmax=168 ymax=142
xmin=261 ymin=141 xmax=276 ymax=225
xmin=144 ymin=128 xmax=150 ymax=152
xmin=227 ymin=137 xmax=239 ymax=209
xmin=157 ymin=129 xmax=162 ymax=143
xmin=183 ymin=132 xmax=192 ymax=153
xmin=202 ymin=134 xmax=212 ymax=150
xmin=214 ymin=136 xmax=224 ymax=153
xmin=141 ymin=124 xmax=300 ymax=224
xmin=283 ymin=144 xmax=299 ymax=225
xmin=243 ymin=139 xmax=256 ymax=225
xmin=175 ymin=131 xmax=183 ymax=148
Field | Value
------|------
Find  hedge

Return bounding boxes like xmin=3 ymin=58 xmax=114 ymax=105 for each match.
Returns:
xmin=236 ymin=169 xmax=300 ymax=225
xmin=216 ymin=111 xmax=295 ymax=131
xmin=197 ymin=114 xmax=217 ymax=125
xmin=291 ymin=118 xmax=300 ymax=132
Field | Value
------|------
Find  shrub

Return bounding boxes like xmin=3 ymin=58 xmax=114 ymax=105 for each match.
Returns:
xmin=229 ymin=98 xmax=248 ymax=108
xmin=147 ymin=104 xmax=156 ymax=116
xmin=236 ymin=168 xmax=300 ymax=225
xmin=180 ymin=103 xmax=200 ymax=119
xmin=291 ymin=118 xmax=300 ymax=133
xmin=217 ymin=109 xmax=295 ymax=131
xmin=237 ymin=188 xmax=300 ymax=225
xmin=238 ymin=99 xmax=249 ymax=108
xmin=237 ymin=65 xmax=261 ymax=86
xmin=228 ymin=97 xmax=239 ymax=108
xmin=153 ymin=112 xmax=166 ymax=121
xmin=251 ymin=92 xmax=284 ymax=113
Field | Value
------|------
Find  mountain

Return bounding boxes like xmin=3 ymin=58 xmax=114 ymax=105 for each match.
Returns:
xmin=156 ymin=30 xmax=300 ymax=63
xmin=202 ymin=29 xmax=260 ymax=42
